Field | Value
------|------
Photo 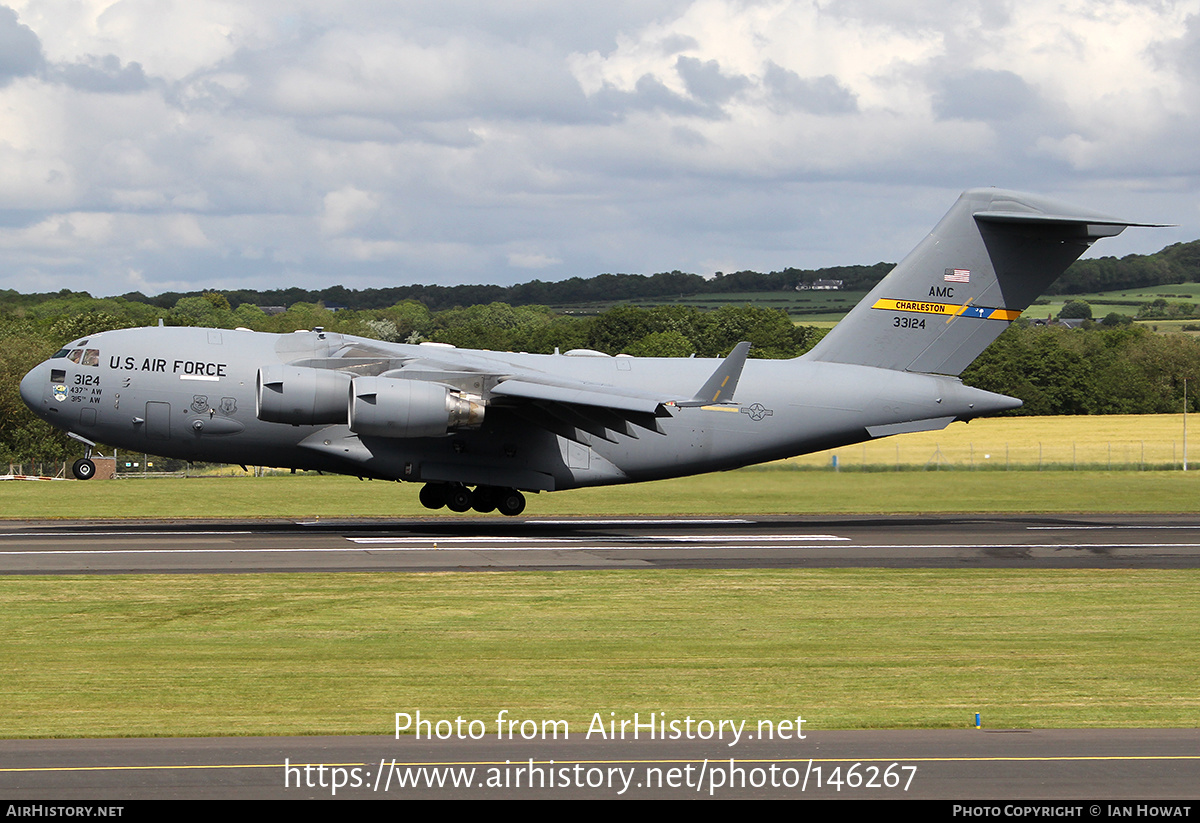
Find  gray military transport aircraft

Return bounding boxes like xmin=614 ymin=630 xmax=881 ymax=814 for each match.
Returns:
xmin=20 ymin=189 xmax=1158 ymax=515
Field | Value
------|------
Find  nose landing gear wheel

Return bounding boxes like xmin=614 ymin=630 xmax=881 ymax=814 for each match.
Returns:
xmin=71 ymin=458 xmax=96 ymax=480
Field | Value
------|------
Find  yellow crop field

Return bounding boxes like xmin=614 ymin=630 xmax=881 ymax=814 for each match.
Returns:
xmin=781 ymin=414 xmax=1196 ymax=470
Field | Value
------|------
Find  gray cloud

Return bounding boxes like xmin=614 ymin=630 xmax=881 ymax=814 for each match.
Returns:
xmin=592 ymin=74 xmax=711 ymax=117
xmin=763 ymin=62 xmax=857 ymax=114
xmin=588 ymin=58 xmax=751 ymax=120
xmin=0 ymin=5 xmax=43 ymax=84
xmin=675 ymin=56 xmax=750 ymax=105
xmin=932 ymin=68 xmax=1036 ymax=122
xmin=52 ymin=55 xmax=149 ymax=94
xmin=660 ymin=33 xmax=700 ymax=55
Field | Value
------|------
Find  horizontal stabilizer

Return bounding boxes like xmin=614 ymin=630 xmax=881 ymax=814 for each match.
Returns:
xmin=865 ymin=417 xmax=956 ymax=438
xmin=974 ymin=211 xmax=1170 ymax=237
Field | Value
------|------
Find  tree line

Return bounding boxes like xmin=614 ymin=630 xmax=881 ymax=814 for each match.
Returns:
xmin=6 ymin=236 xmax=1199 ymax=319
xmin=0 ymin=264 xmax=897 ymax=315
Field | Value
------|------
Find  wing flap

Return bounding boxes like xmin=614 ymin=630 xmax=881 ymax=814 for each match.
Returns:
xmin=491 ymin=379 xmax=667 ymax=415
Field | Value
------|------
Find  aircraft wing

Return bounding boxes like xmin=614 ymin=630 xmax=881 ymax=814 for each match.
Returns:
xmin=491 ymin=341 xmax=752 ymax=414
xmin=299 ymin=336 xmax=754 ymax=442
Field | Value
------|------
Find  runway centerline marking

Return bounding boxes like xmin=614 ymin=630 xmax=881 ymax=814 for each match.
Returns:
xmin=346 ymin=535 xmax=850 ymax=544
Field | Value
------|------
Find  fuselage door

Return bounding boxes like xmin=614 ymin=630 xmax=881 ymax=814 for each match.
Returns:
xmin=146 ymin=401 xmax=171 ymax=441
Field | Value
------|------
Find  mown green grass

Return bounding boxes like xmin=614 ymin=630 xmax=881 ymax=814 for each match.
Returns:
xmin=3 ymin=570 xmax=1197 ymax=737
xmin=2 ymin=470 xmax=1200 ymax=519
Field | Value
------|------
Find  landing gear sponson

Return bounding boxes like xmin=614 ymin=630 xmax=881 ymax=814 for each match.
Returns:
xmin=419 ymin=483 xmax=526 ymax=517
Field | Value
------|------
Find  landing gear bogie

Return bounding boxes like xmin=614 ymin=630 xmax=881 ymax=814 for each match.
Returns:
xmin=418 ymin=482 xmax=525 ymax=516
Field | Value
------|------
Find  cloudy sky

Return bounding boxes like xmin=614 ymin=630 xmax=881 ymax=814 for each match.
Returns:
xmin=1 ymin=0 xmax=1197 ymax=297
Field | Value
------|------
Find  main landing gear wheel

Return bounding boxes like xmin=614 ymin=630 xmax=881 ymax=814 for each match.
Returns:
xmin=497 ymin=489 xmax=525 ymax=517
xmin=471 ymin=486 xmax=497 ymax=514
xmin=445 ymin=484 xmax=474 ymax=513
xmin=418 ymin=483 xmax=447 ymax=510
xmin=71 ymin=458 xmax=96 ymax=480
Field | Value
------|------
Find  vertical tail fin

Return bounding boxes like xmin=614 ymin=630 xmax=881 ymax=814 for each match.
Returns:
xmin=804 ymin=188 xmax=1160 ymax=375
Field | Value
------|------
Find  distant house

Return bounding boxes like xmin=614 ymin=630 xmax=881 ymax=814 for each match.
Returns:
xmin=1032 ymin=317 xmax=1087 ymax=329
xmin=795 ymin=279 xmax=844 ymax=291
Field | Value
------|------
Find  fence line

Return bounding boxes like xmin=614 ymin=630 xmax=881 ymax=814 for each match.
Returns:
xmin=784 ymin=439 xmax=1193 ymax=471
xmin=4 ymin=462 xmax=68 ymax=478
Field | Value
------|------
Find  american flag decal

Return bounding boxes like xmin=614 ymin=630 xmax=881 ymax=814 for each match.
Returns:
xmin=944 ymin=268 xmax=970 ymax=283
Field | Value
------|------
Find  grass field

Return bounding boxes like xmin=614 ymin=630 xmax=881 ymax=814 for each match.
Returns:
xmin=1032 ymin=283 xmax=1200 ymax=322
xmin=5 ymin=471 xmax=1200 ymax=519
xmin=4 ymin=570 xmax=1198 ymax=737
xmin=4 ymin=415 xmax=1199 ymax=518
xmin=548 ymin=283 xmax=1200 ymax=327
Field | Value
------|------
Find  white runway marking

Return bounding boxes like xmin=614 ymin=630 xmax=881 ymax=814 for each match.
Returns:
xmin=1027 ymin=525 xmax=1200 ymax=530
xmin=3 ymin=542 xmax=1199 ymax=557
xmin=0 ymin=531 xmax=253 ymax=538
xmin=345 ymin=534 xmax=849 ymax=544
xmin=527 ymin=519 xmax=753 ymax=525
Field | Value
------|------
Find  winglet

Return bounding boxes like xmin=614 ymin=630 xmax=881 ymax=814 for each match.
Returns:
xmin=681 ymin=341 xmax=751 ymax=406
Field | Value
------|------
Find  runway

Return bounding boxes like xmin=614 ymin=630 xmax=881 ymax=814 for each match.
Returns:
xmin=2 ymin=513 xmax=1200 ymax=573
xmin=2 ymin=729 xmax=1198 ymax=800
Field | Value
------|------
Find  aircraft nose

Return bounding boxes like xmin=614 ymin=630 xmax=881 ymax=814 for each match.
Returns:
xmin=20 ymin=362 xmax=46 ymax=412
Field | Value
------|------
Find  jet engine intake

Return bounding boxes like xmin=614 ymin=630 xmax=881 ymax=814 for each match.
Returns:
xmin=256 ymin=365 xmax=352 ymax=425
xmin=348 ymin=376 xmax=484 ymax=438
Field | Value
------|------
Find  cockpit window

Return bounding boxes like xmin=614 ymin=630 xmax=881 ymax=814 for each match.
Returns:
xmin=63 ymin=348 xmax=101 ymax=366
xmin=51 ymin=349 xmax=70 ymax=359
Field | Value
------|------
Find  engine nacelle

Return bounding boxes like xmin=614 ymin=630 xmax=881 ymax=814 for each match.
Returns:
xmin=256 ymin=365 xmax=351 ymax=425
xmin=348 ymin=376 xmax=484 ymax=438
